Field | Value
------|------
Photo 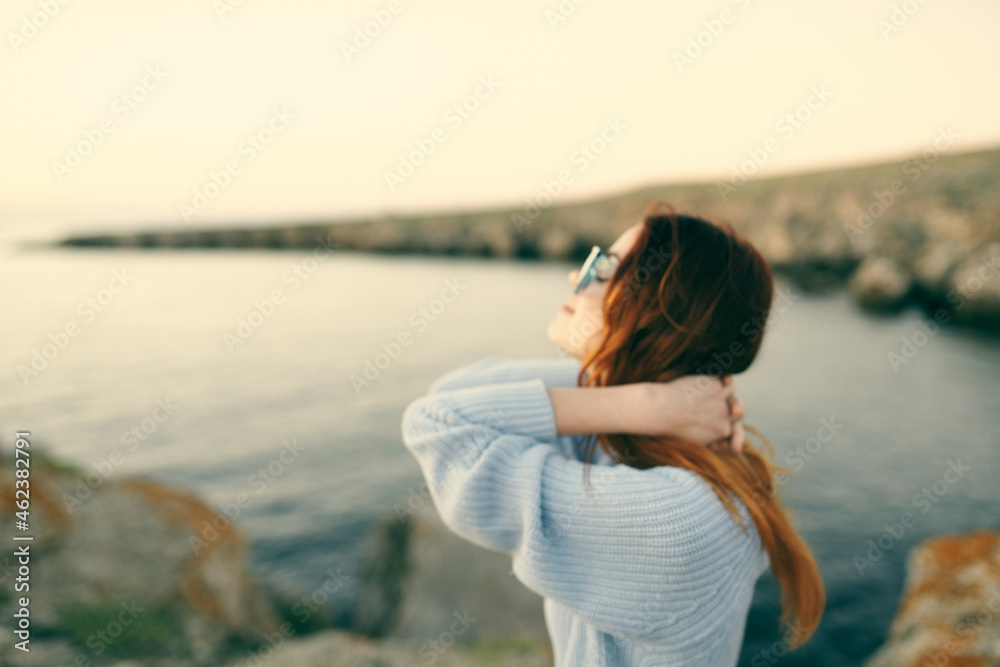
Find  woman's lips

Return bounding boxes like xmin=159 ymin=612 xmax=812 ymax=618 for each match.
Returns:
xmin=560 ymin=303 xmax=574 ymax=314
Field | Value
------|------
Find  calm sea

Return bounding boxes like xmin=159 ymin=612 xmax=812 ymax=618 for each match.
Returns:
xmin=1 ymin=234 xmax=998 ymax=666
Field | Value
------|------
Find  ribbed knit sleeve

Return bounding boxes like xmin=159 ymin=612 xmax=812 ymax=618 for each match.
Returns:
xmin=400 ymin=370 xmax=768 ymax=646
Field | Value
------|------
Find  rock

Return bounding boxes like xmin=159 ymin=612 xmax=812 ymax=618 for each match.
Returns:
xmin=751 ymin=220 xmax=795 ymax=265
xmin=478 ymin=221 xmax=516 ymax=258
xmin=945 ymin=242 xmax=1000 ymax=328
xmin=353 ymin=512 xmax=411 ymax=637
xmin=912 ymin=243 xmax=961 ymax=293
xmin=849 ymin=256 xmax=913 ymax=312
xmin=358 ymin=499 xmax=550 ymax=648
xmin=864 ymin=530 xmax=1000 ymax=667
xmin=0 ymin=445 xmax=554 ymax=666
xmin=0 ymin=447 xmax=281 ymax=666
xmin=537 ymin=228 xmax=575 ymax=259
xmin=219 ymin=627 xmax=553 ymax=666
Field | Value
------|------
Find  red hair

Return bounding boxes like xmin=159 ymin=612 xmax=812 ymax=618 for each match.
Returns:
xmin=573 ymin=200 xmax=825 ymax=649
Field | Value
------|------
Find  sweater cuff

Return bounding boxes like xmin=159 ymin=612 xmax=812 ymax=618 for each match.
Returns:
xmin=432 ymin=377 xmax=560 ymax=443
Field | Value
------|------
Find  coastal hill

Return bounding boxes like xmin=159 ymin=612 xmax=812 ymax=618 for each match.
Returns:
xmin=60 ymin=144 xmax=1000 ymax=329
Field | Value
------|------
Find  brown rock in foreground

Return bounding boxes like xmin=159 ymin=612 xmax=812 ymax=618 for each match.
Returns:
xmin=0 ymin=445 xmax=556 ymax=667
xmin=0 ymin=446 xmax=281 ymax=666
xmin=864 ymin=530 xmax=1000 ymax=666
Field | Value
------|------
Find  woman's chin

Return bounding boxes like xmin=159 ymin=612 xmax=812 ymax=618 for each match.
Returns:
xmin=547 ymin=334 xmax=577 ymax=360
xmin=546 ymin=332 xmax=565 ymax=354
xmin=546 ymin=320 xmax=560 ymax=343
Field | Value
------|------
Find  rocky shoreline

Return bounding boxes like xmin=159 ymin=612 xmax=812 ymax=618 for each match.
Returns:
xmin=3 ymin=446 xmax=998 ymax=666
xmin=56 ymin=145 xmax=1000 ymax=331
xmin=0 ymin=446 xmax=552 ymax=667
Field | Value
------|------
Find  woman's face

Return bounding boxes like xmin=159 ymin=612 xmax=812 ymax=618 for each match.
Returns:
xmin=547 ymin=223 xmax=643 ymax=360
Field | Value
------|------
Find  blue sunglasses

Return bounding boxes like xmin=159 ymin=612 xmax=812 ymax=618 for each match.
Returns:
xmin=573 ymin=245 xmax=618 ymax=294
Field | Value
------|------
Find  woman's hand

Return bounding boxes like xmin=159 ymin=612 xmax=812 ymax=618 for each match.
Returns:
xmin=634 ymin=375 xmax=745 ymax=453
xmin=547 ymin=376 xmax=746 ymax=452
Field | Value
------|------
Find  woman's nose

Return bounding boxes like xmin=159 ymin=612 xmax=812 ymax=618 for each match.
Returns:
xmin=568 ymin=269 xmax=579 ymax=284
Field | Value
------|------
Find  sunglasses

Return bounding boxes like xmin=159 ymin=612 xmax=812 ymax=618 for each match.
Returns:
xmin=573 ymin=245 xmax=618 ymax=294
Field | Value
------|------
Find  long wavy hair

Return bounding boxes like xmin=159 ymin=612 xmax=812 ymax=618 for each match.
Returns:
xmin=572 ymin=200 xmax=825 ymax=649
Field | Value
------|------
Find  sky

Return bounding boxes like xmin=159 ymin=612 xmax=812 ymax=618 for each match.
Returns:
xmin=2 ymin=0 xmax=999 ymax=234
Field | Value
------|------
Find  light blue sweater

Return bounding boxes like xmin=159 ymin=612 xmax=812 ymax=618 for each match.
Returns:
xmin=400 ymin=356 xmax=771 ymax=666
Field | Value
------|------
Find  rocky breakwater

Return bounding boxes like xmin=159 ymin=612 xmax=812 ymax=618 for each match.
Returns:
xmin=58 ymin=146 xmax=1000 ymax=330
xmin=864 ymin=530 xmax=1000 ymax=666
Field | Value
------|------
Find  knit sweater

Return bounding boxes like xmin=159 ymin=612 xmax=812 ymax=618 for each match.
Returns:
xmin=400 ymin=356 xmax=771 ymax=666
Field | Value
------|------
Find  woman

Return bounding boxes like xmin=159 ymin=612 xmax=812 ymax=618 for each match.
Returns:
xmin=400 ymin=200 xmax=825 ymax=666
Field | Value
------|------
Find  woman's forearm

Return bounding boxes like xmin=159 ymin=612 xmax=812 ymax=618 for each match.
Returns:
xmin=546 ymin=385 xmax=645 ymax=437
xmin=548 ymin=376 xmax=743 ymax=449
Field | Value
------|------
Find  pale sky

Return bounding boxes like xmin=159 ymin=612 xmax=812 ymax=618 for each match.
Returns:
xmin=2 ymin=0 xmax=998 ymax=233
